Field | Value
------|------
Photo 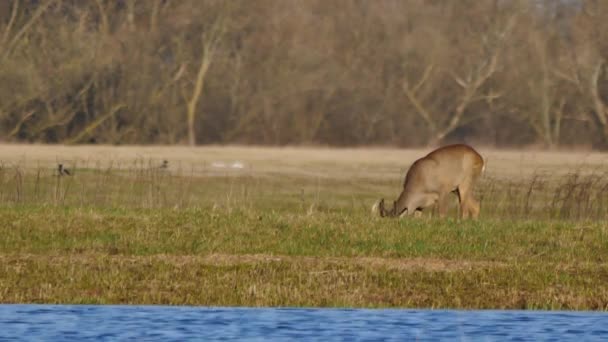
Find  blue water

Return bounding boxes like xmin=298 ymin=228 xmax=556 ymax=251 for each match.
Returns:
xmin=0 ymin=305 xmax=607 ymax=341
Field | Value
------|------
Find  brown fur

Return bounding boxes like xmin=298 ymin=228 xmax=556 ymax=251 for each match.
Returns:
xmin=378 ymin=144 xmax=485 ymax=219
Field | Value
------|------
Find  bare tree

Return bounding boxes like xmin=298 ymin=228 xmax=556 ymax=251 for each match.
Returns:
xmin=181 ymin=16 xmax=225 ymax=146
xmin=2 ymin=0 xmax=608 ymax=148
xmin=551 ymin=2 xmax=608 ymax=145
xmin=516 ymin=20 xmax=566 ymax=149
xmin=0 ymin=0 xmax=57 ymax=61
xmin=401 ymin=12 xmax=514 ymax=146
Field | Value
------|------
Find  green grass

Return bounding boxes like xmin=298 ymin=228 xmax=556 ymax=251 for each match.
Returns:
xmin=1 ymin=206 xmax=607 ymax=309
xmin=0 ymin=207 xmax=606 ymax=261
xmin=0 ymin=161 xmax=607 ymax=309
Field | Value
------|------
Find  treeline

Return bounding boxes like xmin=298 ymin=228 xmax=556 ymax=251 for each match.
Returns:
xmin=0 ymin=0 xmax=607 ymax=148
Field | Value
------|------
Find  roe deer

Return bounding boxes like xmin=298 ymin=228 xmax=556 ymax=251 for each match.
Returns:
xmin=373 ymin=144 xmax=485 ymax=219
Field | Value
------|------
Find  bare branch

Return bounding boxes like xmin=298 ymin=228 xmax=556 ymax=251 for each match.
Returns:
xmin=94 ymin=0 xmax=110 ymax=35
xmin=149 ymin=0 xmax=162 ymax=32
xmin=449 ymin=71 xmax=468 ymax=88
xmin=402 ymin=80 xmax=436 ymax=132
xmin=171 ymin=63 xmax=187 ymax=84
xmin=7 ymin=110 xmax=35 ymax=139
xmin=589 ymin=59 xmax=608 ymax=127
xmin=551 ymin=69 xmax=577 ymax=85
xmin=2 ymin=0 xmax=57 ymax=60
xmin=1 ymin=0 xmax=20 ymax=48
xmin=64 ymin=104 xmax=125 ymax=145
xmin=412 ymin=64 xmax=434 ymax=94
xmin=553 ymin=98 xmax=566 ymax=143
xmin=499 ymin=14 xmax=518 ymax=41
xmin=430 ymin=45 xmax=501 ymax=145
xmin=126 ymin=0 xmax=136 ymax=31
xmin=471 ymin=91 xmax=503 ymax=104
xmin=473 ymin=52 xmax=498 ymax=89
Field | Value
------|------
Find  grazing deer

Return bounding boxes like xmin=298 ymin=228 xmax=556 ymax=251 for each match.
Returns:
xmin=373 ymin=144 xmax=485 ymax=219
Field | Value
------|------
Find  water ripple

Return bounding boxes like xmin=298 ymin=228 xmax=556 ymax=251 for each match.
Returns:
xmin=0 ymin=305 xmax=606 ymax=341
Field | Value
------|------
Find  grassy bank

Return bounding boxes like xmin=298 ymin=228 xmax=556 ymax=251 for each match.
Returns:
xmin=0 ymin=145 xmax=607 ymax=309
xmin=1 ymin=207 xmax=607 ymax=309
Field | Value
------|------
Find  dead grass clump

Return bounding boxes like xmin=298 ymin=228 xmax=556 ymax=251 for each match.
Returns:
xmin=478 ymin=172 xmax=608 ymax=221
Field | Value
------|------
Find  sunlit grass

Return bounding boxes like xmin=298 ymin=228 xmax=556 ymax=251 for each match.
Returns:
xmin=0 ymin=147 xmax=607 ymax=309
xmin=0 ymin=207 xmax=606 ymax=262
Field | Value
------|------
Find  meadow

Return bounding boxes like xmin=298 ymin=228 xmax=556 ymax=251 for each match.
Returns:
xmin=0 ymin=144 xmax=607 ymax=310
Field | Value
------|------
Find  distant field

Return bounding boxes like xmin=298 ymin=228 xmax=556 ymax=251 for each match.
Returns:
xmin=1 ymin=143 xmax=607 ymax=179
xmin=0 ymin=144 xmax=607 ymax=309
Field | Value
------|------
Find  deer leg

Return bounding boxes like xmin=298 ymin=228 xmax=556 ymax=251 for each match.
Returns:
xmin=436 ymin=192 xmax=450 ymax=218
xmin=465 ymin=194 xmax=480 ymax=219
xmin=467 ymin=172 xmax=483 ymax=219
xmin=463 ymin=192 xmax=479 ymax=219
xmin=458 ymin=179 xmax=482 ymax=219
xmin=457 ymin=183 xmax=472 ymax=219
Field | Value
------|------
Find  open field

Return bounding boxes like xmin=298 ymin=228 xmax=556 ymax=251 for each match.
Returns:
xmin=2 ymin=144 xmax=608 ymax=179
xmin=1 ymin=144 xmax=608 ymax=309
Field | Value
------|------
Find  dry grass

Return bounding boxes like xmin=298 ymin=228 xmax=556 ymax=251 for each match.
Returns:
xmin=0 ymin=144 xmax=607 ymax=309
xmin=1 ymin=249 xmax=606 ymax=309
xmin=2 ymin=144 xmax=608 ymax=219
xmin=1 ymin=143 xmax=608 ymax=180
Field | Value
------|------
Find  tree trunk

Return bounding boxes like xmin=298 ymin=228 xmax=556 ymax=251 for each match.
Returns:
xmin=187 ymin=113 xmax=196 ymax=146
